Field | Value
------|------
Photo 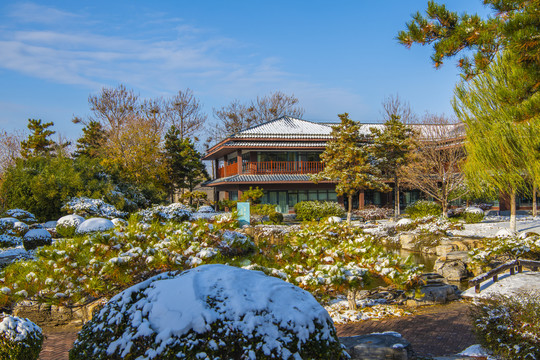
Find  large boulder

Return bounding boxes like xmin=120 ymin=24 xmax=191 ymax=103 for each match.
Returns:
xmin=0 ymin=315 xmax=43 ymax=360
xmin=434 ymin=259 xmax=469 ymax=281
xmin=70 ymin=264 xmax=343 ymax=360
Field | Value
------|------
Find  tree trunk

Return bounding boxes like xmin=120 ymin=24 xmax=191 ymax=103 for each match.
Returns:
xmin=533 ymin=183 xmax=537 ymax=217
xmin=510 ymin=188 xmax=517 ymax=232
xmin=347 ymin=194 xmax=352 ymax=224
xmin=394 ymin=175 xmax=400 ymax=220
xmin=347 ymin=289 xmax=357 ymax=310
xmin=441 ymin=200 xmax=448 ymax=218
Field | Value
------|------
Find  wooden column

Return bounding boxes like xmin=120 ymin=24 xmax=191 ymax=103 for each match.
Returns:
xmin=214 ymin=159 xmax=219 ymax=179
xmin=358 ymin=189 xmax=365 ymax=210
xmin=237 ymin=150 xmax=242 ymax=175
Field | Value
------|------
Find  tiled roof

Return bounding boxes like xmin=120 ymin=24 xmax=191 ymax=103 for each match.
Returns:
xmin=235 ymin=116 xmax=333 ymax=139
xmin=221 ymin=141 xmax=327 ymax=148
xmin=205 ymin=174 xmax=317 ymax=185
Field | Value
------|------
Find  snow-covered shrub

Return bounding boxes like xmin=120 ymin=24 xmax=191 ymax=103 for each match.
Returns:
xmin=269 ymin=211 xmax=284 ymax=224
xmin=62 ymin=197 xmax=127 ymax=219
xmin=136 ymin=203 xmax=192 ymax=223
xmin=0 ymin=235 xmax=21 ymax=248
xmin=12 ymin=222 xmax=29 ymax=237
xmin=470 ymin=294 xmax=540 ymax=360
xmin=354 ymin=205 xmax=393 ymax=220
xmin=405 ymin=200 xmax=442 ymax=219
xmin=69 ymin=265 xmax=343 ymax=360
xmin=56 ymin=215 xmax=85 ymax=238
xmin=22 ymin=229 xmax=52 ymax=251
xmin=0 ymin=218 xmax=18 ymax=235
xmin=75 ymin=218 xmax=114 ymax=235
xmin=197 ymin=205 xmax=214 ymax=213
xmin=294 ymin=201 xmax=345 ymax=221
xmin=0 ymin=315 xmax=43 ymax=360
xmin=469 ymin=235 xmax=540 ymax=271
xmin=3 ymin=209 xmax=37 ymax=224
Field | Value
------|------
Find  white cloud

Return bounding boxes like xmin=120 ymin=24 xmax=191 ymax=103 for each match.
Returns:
xmin=7 ymin=2 xmax=80 ymax=25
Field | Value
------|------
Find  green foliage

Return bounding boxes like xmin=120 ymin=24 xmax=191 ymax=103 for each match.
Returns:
xmin=180 ymin=190 xmax=207 ymax=208
xmin=469 ymin=235 xmax=540 ymax=271
xmin=398 ymin=0 xmax=540 ymax=105
xmin=294 ymin=201 xmax=345 ymax=221
xmin=0 ymin=316 xmax=43 ymax=360
xmin=217 ymin=199 xmax=237 ymax=211
xmin=269 ymin=211 xmax=284 ymax=224
xmin=251 ymin=204 xmax=275 ymax=216
xmin=20 ymin=119 xmax=56 ymax=159
xmin=470 ymin=295 xmax=540 ymax=360
xmin=313 ymin=113 xmax=387 ymax=221
xmin=23 ymin=236 xmax=52 ymax=251
xmin=405 ymin=200 xmax=442 ymax=219
xmin=74 ymin=121 xmax=107 ymax=158
xmin=240 ymin=186 xmax=264 ymax=204
xmin=462 ymin=211 xmax=484 ymax=224
xmin=164 ymin=126 xmax=208 ymax=197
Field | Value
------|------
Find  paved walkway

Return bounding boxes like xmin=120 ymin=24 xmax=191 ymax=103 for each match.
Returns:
xmin=335 ymin=301 xmax=476 ymax=357
xmin=39 ymin=302 xmax=476 ymax=359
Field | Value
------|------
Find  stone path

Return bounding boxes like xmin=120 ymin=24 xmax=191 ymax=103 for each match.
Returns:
xmin=39 ymin=301 xmax=476 ymax=359
xmin=335 ymin=301 xmax=476 ymax=357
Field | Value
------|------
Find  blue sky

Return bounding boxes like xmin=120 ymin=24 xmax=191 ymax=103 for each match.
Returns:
xmin=0 ymin=1 xmax=491 ymax=141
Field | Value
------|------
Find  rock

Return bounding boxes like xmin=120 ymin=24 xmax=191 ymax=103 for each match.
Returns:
xmin=327 ymin=216 xmax=342 ymax=224
xmin=435 ymin=260 xmax=469 ymax=281
xmin=340 ymin=332 xmax=415 ymax=360
xmin=435 ymin=239 xmax=456 ymax=256
xmin=399 ymin=233 xmax=417 ymax=251
xmin=496 ymin=228 xmax=516 ymax=238
xmin=420 ymin=282 xmax=460 ymax=303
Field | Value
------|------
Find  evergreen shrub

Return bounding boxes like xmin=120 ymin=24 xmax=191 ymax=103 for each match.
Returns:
xmin=405 ymin=200 xmax=442 ymax=219
xmin=22 ymin=229 xmax=52 ymax=251
xmin=0 ymin=315 xmax=43 ymax=360
xmin=470 ymin=295 xmax=540 ymax=360
xmin=269 ymin=211 xmax=284 ymax=224
xmin=294 ymin=201 xmax=345 ymax=221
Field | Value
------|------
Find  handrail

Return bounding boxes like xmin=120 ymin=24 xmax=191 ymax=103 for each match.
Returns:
xmin=216 ymin=161 xmax=324 ymax=178
xmin=469 ymin=259 xmax=540 ymax=293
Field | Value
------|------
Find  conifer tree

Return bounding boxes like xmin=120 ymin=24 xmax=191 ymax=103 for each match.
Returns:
xmin=20 ymin=119 xmax=56 ymax=159
xmin=370 ymin=115 xmax=418 ymax=218
xmin=74 ymin=121 xmax=107 ymax=158
xmin=313 ymin=113 xmax=388 ymax=223
xmin=398 ymin=0 xmax=540 ymax=123
xmin=453 ymin=53 xmax=540 ymax=231
xmin=164 ymin=126 xmax=209 ymax=203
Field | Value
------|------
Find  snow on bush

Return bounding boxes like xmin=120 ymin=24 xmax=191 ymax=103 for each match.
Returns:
xmin=0 ymin=315 xmax=43 ymax=360
xmin=470 ymin=294 xmax=540 ymax=360
xmin=22 ymin=229 xmax=52 ymax=251
xmin=197 ymin=205 xmax=214 ymax=213
xmin=0 ymin=218 xmax=19 ymax=235
xmin=294 ymin=201 xmax=345 ymax=221
xmin=62 ymin=197 xmax=127 ymax=219
xmin=0 ymin=235 xmax=21 ymax=248
xmin=396 ymin=218 xmax=413 ymax=227
xmin=111 ymin=218 xmax=128 ymax=227
xmin=469 ymin=235 xmax=540 ymax=271
xmin=326 ymin=216 xmax=342 ymax=224
xmin=137 ymin=203 xmax=193 ymax=223
xmin=354 ymin=206 xmax=393 ymax=220
xmin=56 ymin=215 xmax=85 ymax=238
xmin=496 ymin=228 xmax=516 ymax=238
xmin=3 ymin=209 xmax=37 ymax=224
xmin=69 ymin=265 xmax=343 ymax=360
xmin=75 ymin=218 xmax=114 ymax=235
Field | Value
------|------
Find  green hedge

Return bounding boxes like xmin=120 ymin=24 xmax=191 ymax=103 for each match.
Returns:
xmin=405 ymin=200 xmax=442 ymax=219
xmin=294 ymin=201 xmax=345 ymax=221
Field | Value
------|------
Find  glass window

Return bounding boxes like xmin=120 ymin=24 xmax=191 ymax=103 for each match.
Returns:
xmin=288 ymin=191 xmax=298 ymax=207
xmin=308 ymin=190 xmax=318 ymax=201
xmin=373 ymin=192 xmax=381 ymax=205
xmin=318 ymin=190 xmax=328 ymax=201
xmin=328 ymin=191 xmax=338 ymax=201
xmin=228 ymin=191 xmax=238 ymax=201
xmin=299 ymin=191 xmax=308 ymax=202
xmin=269 ymin=191 xmax=278 ymax=205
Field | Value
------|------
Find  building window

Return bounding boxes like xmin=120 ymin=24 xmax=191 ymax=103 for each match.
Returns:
xmin=228 ymin=191 xmax=238 ymax=201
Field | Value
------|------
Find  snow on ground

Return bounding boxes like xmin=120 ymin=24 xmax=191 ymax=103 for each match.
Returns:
xmin=450 ymin=215 xmax=540 ymax=238
xmin=325 ymin=298 xmax=409 ymax=324
xmin=459 ymin=344 xmax=498 ymax=360
xmin=0 ymin=245 xmax=27 ymax=260
xmin=462 ymin=271 xmax=540 ymax=299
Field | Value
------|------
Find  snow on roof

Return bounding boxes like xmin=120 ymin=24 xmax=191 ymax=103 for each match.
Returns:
xmin=235 ymin=116 xmax=333 ymax=138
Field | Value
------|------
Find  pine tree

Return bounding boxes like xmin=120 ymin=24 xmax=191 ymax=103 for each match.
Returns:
xmin=398 ymin=0 xmax=540 ymax=123
xmin=164 ymin=126 xmax=209 ymax=202
xmin=20 ymin=119 xmax=56 ymax=159
xmin=370 ymin=115 xmax=418 ymax=218
xmin=313 ymin=113 xmax=388 ymax=223
xmin=74 ymin=121 xmax=107 ymax=158
xmin=453 ymin=53 xmax=540 ymax=231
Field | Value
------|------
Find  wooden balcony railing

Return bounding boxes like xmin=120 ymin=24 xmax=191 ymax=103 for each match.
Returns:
xmin=216 ymin=161 xmax=323 ymax=178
